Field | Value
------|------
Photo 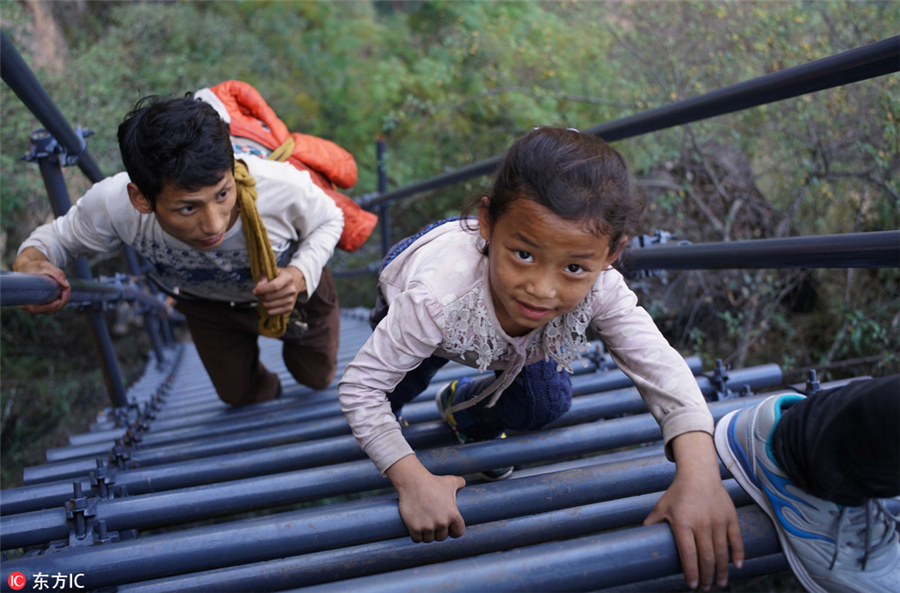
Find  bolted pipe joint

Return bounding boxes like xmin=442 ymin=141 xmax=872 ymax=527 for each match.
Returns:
xmin=805 ymin=369 xmax=822 ymax=394
xmin=708 ymin=359 xmax=734 ymax=400
xmin=23 ymin=126 xmax=92 ymax=168
xmin=90 ymin=458 xmax=118 ymax=500
xmin=112 ymin=440 xmax=134 ymax=469
xmin=64 ymin=482 xmax=98 ymax=543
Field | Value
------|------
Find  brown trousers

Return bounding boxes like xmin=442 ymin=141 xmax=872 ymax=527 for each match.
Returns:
xmin=175 ymin=267 xmax=340 ymax=406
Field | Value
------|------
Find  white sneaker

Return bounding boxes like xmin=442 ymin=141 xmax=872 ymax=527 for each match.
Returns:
xmin=715 ymin=395 xmax=900 ymax=593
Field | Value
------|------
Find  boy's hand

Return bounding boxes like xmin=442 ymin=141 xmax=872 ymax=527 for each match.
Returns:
xmin=386 ymin=454 xmax=467 ymax=543
xmin=252 ymin=266 xmax=307 ymax=316
xmin=644 ymin=431 xmax=744 ymax=591
xmin=12 ymin=247 xmax=71 ymax=315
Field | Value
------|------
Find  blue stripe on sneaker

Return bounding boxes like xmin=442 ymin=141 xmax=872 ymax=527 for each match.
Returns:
xmin=726 ymin=408 xmax=762 ymax=490
xmin=766 ymin=394 xmax=805 ymax=466
xmin=759 ymin=463 xmax=833 ymax=543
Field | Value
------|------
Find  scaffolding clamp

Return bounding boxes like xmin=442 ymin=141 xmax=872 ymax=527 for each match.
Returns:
xmin=110 ymin=401 xmax=144 ymax=428
xmin=64 ymin=482 xmax=99 ymax=545
xmin=587 ymin=341 xmax=617 ymax=372
xmin=111 ymin=438 xmax=133 ymax=469
xmin=22 ymin=126 xmax=92 ymax=167
xmin=122 ymin=418 xmax=150 ymax=444
xmin=89 ymin=457 xmax=120 ymax=499
xmin=805 ymin=369 xmax=822 ymax=394
xmin=709 ymin=359 xmax=737 ymax=400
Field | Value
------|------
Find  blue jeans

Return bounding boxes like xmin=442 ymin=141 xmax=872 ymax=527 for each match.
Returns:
xmin=385 ymin=355 xmax=573 ymax=440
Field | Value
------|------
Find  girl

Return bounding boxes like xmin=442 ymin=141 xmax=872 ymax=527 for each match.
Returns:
xmin=339 ymin=127 xmax=743 ymax=590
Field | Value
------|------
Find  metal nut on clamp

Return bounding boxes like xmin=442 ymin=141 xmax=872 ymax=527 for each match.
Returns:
xmin=93 ymin=519 xmax=130 ymax=545
xmin=111 ymin=438 xmax=133 ymax=469
xmin=90 ymin=457 xmax=118 ymax=499
xmin=710 ymin=358 xmax=735 ymax=400
xmin=65 ymin=482 xmax=99 ymax=547
xmin=805 ymin=369 xmax=822 ymax=394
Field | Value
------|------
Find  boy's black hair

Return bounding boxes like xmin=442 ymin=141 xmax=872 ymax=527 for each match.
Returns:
xmin=464 ymin=127 xmax=644 ymax=251
xmin=117 ymin=94 xmax=234 ymax=210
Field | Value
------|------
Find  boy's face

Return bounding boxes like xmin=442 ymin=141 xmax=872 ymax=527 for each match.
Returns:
xmin=128 ymin=170 xmax=239 ymax=250
xmin=479 ymin=197 xmax=625 ymax=337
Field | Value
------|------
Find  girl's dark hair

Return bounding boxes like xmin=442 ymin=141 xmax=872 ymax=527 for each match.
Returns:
xmin=463 ymin=127 xmax=644 ymax=251
xmin=117 ymin=94 xmax=234 ymax=209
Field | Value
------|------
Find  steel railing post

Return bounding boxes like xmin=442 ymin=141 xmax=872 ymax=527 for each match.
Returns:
xmin=27 ymin=133 xmax=128 ymax=409
xmin=376 ymin=137 xmax=391 ymax=257
xmin=2 ymin=30 xmax=171 ymax=368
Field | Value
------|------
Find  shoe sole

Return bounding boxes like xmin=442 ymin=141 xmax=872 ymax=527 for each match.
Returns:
xmin=715 ymin=408 xmax=827 ymax=593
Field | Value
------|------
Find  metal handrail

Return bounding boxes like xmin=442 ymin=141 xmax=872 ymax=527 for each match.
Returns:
xmin=359 ymin=35 xmax=899 ymax=210
xmin=619 ymin=231 xmax=900 ymax=272
xmin=347 ymin=36 xmax=900 ymax=279
xmin=2 ymin=29 xmax=174 ymax=403
xmin=0 ymin=29 xmax=103 ymax=182
xmin=0 ymin=271 xmax=170 ymax=313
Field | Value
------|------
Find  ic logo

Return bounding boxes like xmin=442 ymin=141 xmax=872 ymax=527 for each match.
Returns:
xmin=7 ymin=572 xmax=26 ymax=591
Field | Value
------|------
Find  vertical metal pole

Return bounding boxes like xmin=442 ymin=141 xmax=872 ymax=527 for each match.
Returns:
xmin=0 ymin=31 xmax=103 ymax=181
xmin=31 ymin=132 xmax=128 ymax=409
xmin=122 ymin=246 xmax=169 ymax=361
xmin=3 ymin=30 xmax=170 ymax=360
xmin=159 ymin=314 xmax=175 ymax=344
xmin=376 ymin=137 xmax=391 ymax=257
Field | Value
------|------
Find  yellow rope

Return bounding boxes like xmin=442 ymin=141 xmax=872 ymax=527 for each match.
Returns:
xmin=268 ymin=136 xmax=295 ymax=162
xmin=232 ymin=137 xmax=297 ymax=338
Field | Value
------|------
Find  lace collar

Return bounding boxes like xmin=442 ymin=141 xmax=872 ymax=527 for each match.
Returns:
xmin=441 ymin=279 xmax=595 ymax=373
xmin=528 ymin=294 xmax=594 ymax=372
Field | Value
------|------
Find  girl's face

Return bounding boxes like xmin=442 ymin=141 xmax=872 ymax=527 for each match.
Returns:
xmin=479 ymin=197 xmax=624 ymax=337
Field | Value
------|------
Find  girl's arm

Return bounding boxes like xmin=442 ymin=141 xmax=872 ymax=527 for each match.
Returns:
xmin=591 ymin=272 xmax=714 ymax=454
xmin=590 ymin=272 xmax=743 ymax=587
xmin=644 ymin=431 xmax=744 ymax=590
xmin=339 ymin=287 xmax=467 ymax=543
xmin=385 ymin=455 xmax=467 ymax=543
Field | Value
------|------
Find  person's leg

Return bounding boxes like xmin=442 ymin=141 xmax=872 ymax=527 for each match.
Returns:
xmin=365 ymin=220 xmax=467 ymax=409
xmin=282 ymin=266 xmax=340 ymax=391
xmin=773 ymin=375 xmax=900 ymax=506
xmin=435 ymin=360 xmax=572 ymax=481
xmin=175 ymin=300 xmax=280 ymax=406
xmin=714 ymin=376 xmax=900 ymax=593
xmin=369 ymin=218 xmax=462 ymax=331
xmin=439 ymin=360 xmax=573 ymax=441
xmin=367 ymin=278 xmax=450 ymax=415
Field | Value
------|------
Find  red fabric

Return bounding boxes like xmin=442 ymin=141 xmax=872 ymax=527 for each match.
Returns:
xmin=210 ymin=80 xmax=376 ymax=252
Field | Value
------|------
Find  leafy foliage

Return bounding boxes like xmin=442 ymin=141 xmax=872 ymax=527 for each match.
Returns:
xmin=1 ymin=1 xmax=897 ymax=490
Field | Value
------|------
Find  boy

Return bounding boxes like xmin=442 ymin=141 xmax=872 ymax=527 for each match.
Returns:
xmin=13 ymin=95 xmax=344 ymax=405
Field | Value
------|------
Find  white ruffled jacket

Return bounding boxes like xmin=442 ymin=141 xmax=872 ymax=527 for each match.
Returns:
xmin=338 ymin=222 xmax=713 ymax=475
